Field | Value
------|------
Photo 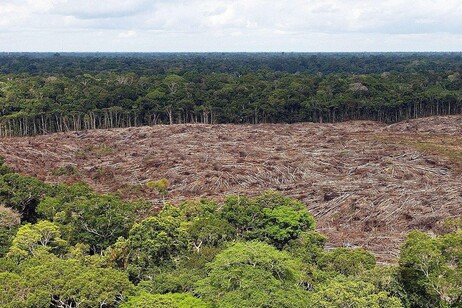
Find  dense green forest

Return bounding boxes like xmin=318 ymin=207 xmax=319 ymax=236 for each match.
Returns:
xmin=0 ymin=157 xmax=461 ymax=307
xmin=0 ymin=53 xmax=461 ymax=136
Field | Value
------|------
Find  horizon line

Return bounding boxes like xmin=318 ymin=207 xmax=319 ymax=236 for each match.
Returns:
xmin=1 ymin=51 xmax=462 ymax=54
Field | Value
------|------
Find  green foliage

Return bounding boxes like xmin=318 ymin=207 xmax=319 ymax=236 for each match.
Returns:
xmin=121 ymin=292 xmax=208 ymax=308
xmin=261 ymin=206 xmax=315 ymax=248
xmin=0 ymin=272 xmax=27 ymax=307
xmin=138 ymin=272 xmax=193 ymax=295
xmin=196 ymin=241 xmax=309 ymax=307
xmin=58 ymin=267 xmax=134 ymax=307
xmin=186 ymin=216 xmax=236 ymax=251
xmin=7 ymin=221 xmax=67 ymax=260
xmin=359 ymin=266 xmax=409 ymax=306
xmin=138 ymin=247 xmax=222 ymax=294
xmin=179 ymin=199 xmax=219 ymax=220
xmin=139 ymin=199 xmax=237 ymax=263
xmin=122 ymin=215 xmax=189 ymax=281
xmin=220 ymin=191 xmax=315 ymax=248
xmin=440 ymin=217 xmax=462 ymax=234
xmin=284 ymin=231 xmax=328 ymax=264
xmin=2 ymin=54 xmax=462 ymax=137
xmin=37 ymin=193 xmax=147 ymax=253
xmin=20 ymin=258 xmax=134 ymax=307
xmin=0 ymin=156 xmax=13 ymax=176
xmin=0 ymin=253 xmax=134 ymax=308
xmin=0 ymin=228 xmax=16 ymax=258
xmin=51 ymin=164 xmax=79 ymax=176
xmin=318 ymin=247 xmax=376 ymax=277
xmin=398 ymin=230 xmax=462 ymax=307
xmin=0 ymin=173 xmax=52 ymax=222
xmin=0 ymin=162 xmax=457 ymax=307
xmin=147 ymin=178 xmax=169 ymax=196
xmin=309 ymin=276 xmax=403 ymax=307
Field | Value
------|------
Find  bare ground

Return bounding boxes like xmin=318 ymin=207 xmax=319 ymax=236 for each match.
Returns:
xmin=1 ymin=115 xmax=462 ymax=262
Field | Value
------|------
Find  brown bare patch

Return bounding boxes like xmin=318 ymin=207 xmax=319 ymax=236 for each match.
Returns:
xmin=1 ymin=116 xmax=462 ymax=262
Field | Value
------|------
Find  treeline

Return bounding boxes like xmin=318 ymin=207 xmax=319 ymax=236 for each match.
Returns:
xmin=0 ymin=53 xmax=461 ymax=136
xmin=1 ymin=53 xmax=462 ymax=76
xmin=0 ymin=157 xmax=461 ymax=307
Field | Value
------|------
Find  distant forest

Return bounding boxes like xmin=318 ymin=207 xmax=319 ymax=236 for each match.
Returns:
xmin=0 ymin=53 xmax=461 ymax=136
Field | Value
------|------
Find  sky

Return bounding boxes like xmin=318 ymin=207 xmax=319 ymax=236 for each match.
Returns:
xmin=0 ymin=0 xmax=461 ymax=52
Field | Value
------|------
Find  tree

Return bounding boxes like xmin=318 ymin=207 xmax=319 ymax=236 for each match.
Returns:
xmin=398 ymin=230 xmax=462 ymax=307
xmin=37 ymin=194 xmax=147 ymax=253
xmin=318 ymin=248 xmax=376 ymax=277
xmin=136 ymin=89 xmax=165 ymax=125
xmin=121 ymin=292 xmax=208 ymax=308
xmin=61 ymin=267 xmax=134 ymax=307
xmin=21 ymin=258 xmax=134 ymax=307
xmin=196 ymin=241 xmax=309 ymax=307
xmin=309 ymin=276 xmax=403 ymax=307
xmin=220 ymin=191 xmax=315 ymax=248
xmin=121 ymin=215 xmax=189 ymax=281
xmin=179 ymin=199 xmax=236 ymax=252
xmin=163 ymin=74 xmax=185 ymax=124
xmin=7 ymin=221 xmax=67 ymax=260
xmin=0 ymin=156 xmax=13 ymax=176
xmin=284 ymin=231 xmax=328 ymax=265
xmin=0 ymin=173 xmax=52 ymax=222
xmin=358 ymin=266 xmax=409 ymax=306
xmin=137 ymin=247 xmax=222 ymax=295
xmin=186 ymin=216 xmax=236 ymax=252
xmin=0 ymin=272 xmax=28 ymax=307
xmin=260 ymin=205 xmax=315 ymax=249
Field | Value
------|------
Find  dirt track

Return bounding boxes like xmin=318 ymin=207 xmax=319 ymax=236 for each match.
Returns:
xmin=1 ymin=115 xmax=462 ymax=262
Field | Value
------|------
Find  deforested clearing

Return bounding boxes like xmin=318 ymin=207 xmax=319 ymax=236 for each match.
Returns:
xmin=2 ymin=115 xmax=462 ymax=262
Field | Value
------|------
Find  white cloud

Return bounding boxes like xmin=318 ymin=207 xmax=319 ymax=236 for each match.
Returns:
xmin=118 ymin=30 xmax=137 ymax=38
xmin=0 ymin=0 xmax=55 ymax=26
xmin=0 ymin=0 xmax=461 ymax=51
xmin=51 ymin=0 xmax=155 ymax=19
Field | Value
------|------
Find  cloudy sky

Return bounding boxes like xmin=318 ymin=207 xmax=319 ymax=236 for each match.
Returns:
xmin=1 ymin=0 xmax=461 ymax=52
